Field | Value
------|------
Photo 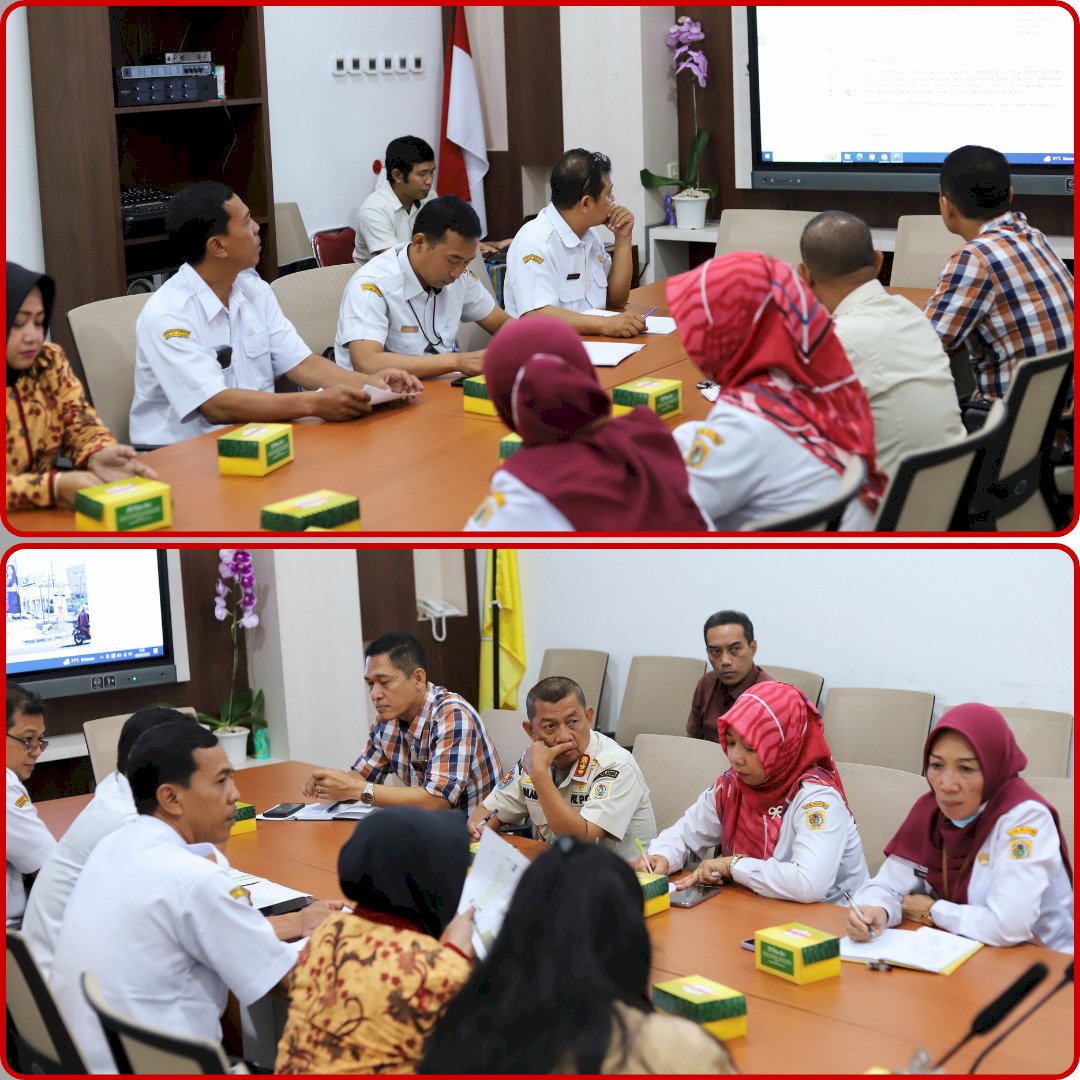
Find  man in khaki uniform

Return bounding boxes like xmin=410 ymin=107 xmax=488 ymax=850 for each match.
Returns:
xmin=469 ymin=676 xmax=655 ymax=859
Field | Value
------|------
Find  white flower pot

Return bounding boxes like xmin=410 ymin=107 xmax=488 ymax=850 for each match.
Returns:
xmin=673 ymin=194 xmax=709 ymax=230
xmin=215 ymin=727 xmax=249 ymax=767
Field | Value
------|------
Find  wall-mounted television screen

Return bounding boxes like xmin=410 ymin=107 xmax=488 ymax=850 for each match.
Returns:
xmin=5 ymin=548 xmax=181 ymax=700
xmin=748 ymin=6 xmax=1074 ymax=195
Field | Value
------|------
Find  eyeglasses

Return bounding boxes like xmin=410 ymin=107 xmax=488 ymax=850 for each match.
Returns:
xmin=576 ymin=151 xmax=610 ymax=205
xmin=7 ymin=734 xmax=49 ymax=753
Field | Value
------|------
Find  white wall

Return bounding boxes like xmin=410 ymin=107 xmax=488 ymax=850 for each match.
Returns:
xmin=263 ymin=6 xmax=444 ymax=235
xmin=5 ymin=7 xmax=45 ymax=270
xmin=247 ymin=549 xmax=371 ymax=770
xmin=560 ymin=7 xmax=678 ymax=249
xmin=481 ymin=549 xmax=1073 ymax=744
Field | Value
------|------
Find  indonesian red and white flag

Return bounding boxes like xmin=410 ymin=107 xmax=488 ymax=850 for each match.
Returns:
xmin=439 ymin=7 xmax=489 ymax=234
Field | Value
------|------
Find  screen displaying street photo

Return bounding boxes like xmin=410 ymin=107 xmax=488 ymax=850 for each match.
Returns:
xmin=5 ymin=549 xmax=166 ymax=675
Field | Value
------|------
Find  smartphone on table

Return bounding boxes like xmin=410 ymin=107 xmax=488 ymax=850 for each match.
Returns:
xmin=668 ymin=883 xmax=722 ymax=908
xmin=263 ymin=802 xmax=305 ymax=818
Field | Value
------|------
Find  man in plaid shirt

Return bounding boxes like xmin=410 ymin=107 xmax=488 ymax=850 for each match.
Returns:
xmin=925 ymin=144 xmax=1073 ymax=405
xmin=303 ymin=631 xmax=501 ymax=813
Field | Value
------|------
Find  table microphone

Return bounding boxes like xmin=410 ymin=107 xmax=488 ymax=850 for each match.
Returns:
xmin=930 ymin=961 xmax=1049 ymax=1070
xmin=967 ymin=961 xmax=1071 ymax=1073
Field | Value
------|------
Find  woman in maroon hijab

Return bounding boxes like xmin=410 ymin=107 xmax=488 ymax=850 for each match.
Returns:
xmin=848 ymin=704 xmax=1073 ymax=952
xmin=464 ymin=316 xmax=708 ymax=532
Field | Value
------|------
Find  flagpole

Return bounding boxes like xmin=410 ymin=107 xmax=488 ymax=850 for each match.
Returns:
xmin=490 ymin=549 xmax=500 ymax=708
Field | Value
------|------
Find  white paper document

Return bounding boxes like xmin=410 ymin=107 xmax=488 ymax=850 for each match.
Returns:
xmin=256 ymin=802 xmax=376 ymax=821
xmin=840 ymin=926 xmax=983 ymax=973
xmin=363 ymin=384 xmax=421 ymax=406
xmin=457 ymin=829 xmax=532 ymax=960
xmin=581 ymin=309 xmax=676 ymax=335
xmin=582 ymin=341 xmax=646 ymax=367
xmin=226 ymin=868 xmax=310 ymax=911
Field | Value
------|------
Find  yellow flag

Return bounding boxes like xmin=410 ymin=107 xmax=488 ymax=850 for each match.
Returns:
xmin=479 ymin=550 xmax=526 ymax=711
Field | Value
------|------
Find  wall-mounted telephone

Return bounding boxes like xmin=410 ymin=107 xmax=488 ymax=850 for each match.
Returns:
xmin=417 ymin=599 xmax=462 ymax=642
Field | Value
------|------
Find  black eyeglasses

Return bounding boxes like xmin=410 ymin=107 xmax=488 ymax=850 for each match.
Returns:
xmin=577 ymin=151 xmax=610 ymax=204
xmin=7 ymin=733 xmax=49 ymax=753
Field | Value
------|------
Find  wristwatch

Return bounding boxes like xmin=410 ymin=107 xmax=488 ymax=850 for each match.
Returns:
xmin=359 ymin=780 xmax=376 ymax=806
xmin=728 ymin=853 xmax=744 ymax=875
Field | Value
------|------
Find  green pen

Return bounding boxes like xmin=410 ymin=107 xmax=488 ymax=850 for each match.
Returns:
xmin=635 ymin=837 xmax=654 ymax=873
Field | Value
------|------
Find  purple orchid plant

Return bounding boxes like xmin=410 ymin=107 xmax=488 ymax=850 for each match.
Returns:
xmin=197 ymin=549 xmax=266 ymax=737
xmin=641 ymin=15 xmax=718 ymax=203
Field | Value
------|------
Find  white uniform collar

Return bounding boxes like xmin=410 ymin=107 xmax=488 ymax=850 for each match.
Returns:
xmin=177 ymin=261 xmax=247 ymax=321
xmin=544 ymin=202 xmax=589 ymax=251
xmin=832 ymin=278 xmax=886 ymax=319
xmin=134 ymin=812 xmax=227 ymax=859
xmin=395 ymin=242 xmax=437 ymax=303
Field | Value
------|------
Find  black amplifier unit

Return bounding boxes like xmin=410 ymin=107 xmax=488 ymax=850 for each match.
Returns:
xmin=121 ymin=186 xmax=174 ymax=237
xmin=115 ymin=72 xmax=219 ymax=107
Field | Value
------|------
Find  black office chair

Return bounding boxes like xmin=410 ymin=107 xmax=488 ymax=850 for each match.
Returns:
xmin=966 ymin=348 xmax=1073 ymax=531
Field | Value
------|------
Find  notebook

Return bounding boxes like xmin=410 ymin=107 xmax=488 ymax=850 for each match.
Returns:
xmin=840 ymin=926 xmax=983 ymax=974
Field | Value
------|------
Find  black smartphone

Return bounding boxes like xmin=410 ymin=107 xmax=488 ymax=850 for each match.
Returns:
xmin=263 ymin=802 xmax=305 ymax=818
xmin=450 ymin=375 xmax=467 ymax=387
xmin=259 ymin=895 xmax=314 ymax=917
xmin=669 ymin=884 xmax=722 ymax=908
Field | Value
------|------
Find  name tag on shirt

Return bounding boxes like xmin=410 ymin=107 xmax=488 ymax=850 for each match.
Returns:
xmin=566 ymin=273 xmax=581 ymax=280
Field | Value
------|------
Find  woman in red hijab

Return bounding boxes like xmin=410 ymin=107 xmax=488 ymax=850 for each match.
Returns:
xmin=464 ymin=316 xmax=708 ymax=532
xmin=665 ymin=251 xmax=887 ymax=530
xmin=849 ymin=705 xmax=1073 ymax=952
xmin=633 ymin=681 xmax=869 ymax=904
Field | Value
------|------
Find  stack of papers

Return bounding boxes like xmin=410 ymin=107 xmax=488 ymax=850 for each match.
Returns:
xmin=456 ymin=829 xmax=531 ymax=959
xmin=226 ymin=869 xmax=311 ymax=913
xmin=840 ymin=926 xmax=983 ymax=974
xmin=255 ymin=802 xmax=375 ymax=821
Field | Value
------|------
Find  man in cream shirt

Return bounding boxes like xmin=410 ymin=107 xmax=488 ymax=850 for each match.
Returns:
xmin=798 ymin=210 xmax=965 ymax=478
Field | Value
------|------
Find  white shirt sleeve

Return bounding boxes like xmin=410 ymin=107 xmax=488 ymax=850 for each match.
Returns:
xmin=357 ymin=201 xmax=401 ymax=259
xmin=464 ymin=471 xmax=575 ymax=531
xmin=853 ymin=855 xmax=928 ymax=928
xmin=931 ymin=802 xmax=1066 ymax=947
xmin=506 ymin=240 xmax=564 ymax=315
xmin=579 ymin=764 xmax=648 ymax=842
xmin=7 ymin=776 xmax=58 ymax=875
xmin=177 ymin=867 xmax=297 ymax=1007
xmin=338 ymin=273 xmax=392 ymax=349
xmin=139 ymin=310 xmax=231 ymax=423
xmin=647 ymin=784 xmax=721 ymax=872
xmin=483 ymin=766 xmax=529 ymax=824
xmin=460 ymin=271 xmax=498 ymax=323
xmin=729 ymin=786 xmax=854 ymax=903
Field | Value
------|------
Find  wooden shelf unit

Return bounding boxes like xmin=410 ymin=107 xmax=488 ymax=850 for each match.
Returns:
xmin=27 ymin=6 xmax=278 ymax=384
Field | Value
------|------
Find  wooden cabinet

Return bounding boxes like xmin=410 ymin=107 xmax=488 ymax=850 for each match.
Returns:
xmin=27 ymin=7 xmax=277 ymax=382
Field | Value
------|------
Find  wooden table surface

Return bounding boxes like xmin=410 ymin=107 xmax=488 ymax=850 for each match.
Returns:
xmin=35 ymin=759 xmax=1072 ymax=1075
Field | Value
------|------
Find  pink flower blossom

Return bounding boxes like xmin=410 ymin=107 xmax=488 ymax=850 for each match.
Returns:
xmin=666 ymin=16 xmax=704 ymax=48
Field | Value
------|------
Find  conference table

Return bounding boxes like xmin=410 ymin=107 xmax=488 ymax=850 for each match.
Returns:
xmin=6 ymin=282 xmax=936 ymax=536
xmin=34 ymin=760 xmax=1072 ymax=1075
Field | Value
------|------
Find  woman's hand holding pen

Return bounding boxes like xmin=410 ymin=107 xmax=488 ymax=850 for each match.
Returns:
xmin=846 ymin=902 xmax=888 ymax=942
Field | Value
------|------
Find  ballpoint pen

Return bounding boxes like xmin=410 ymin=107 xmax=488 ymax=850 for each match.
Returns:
xmin=843 ymin=889 xmax=877 ymax=941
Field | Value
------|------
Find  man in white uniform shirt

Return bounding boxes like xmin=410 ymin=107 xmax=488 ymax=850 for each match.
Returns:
xmin=352 ymin=135 xmax=440 ymax=266
xmin=798 ymin=211 xmax=965 ymax=478
xmin=22 ymin=707 xmax=195 ymax=977
xmin=130 ymin=181 xmax=421 ymax=446
xmin=49 ymin=722 xmax=341 ymax=1073
xmin=5 ymin=684 xmax=56 ymax=928
xmin=504 ymin=149 xmax=645 ymax=337
xmin=335 ymin=196 xmax=512 ymax=379
xmin=469 ymin=676 xmax=656 ymax=858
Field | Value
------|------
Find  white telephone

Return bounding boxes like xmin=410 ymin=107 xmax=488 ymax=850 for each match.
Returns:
xmin=417 ymin=599 xmax=462 ymax=642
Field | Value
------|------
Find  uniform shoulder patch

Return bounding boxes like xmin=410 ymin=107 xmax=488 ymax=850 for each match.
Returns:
xmin=522 ymin=254 xmax=544 ymax=264
xmin=594 ymin=768 xmax=620 ymax=782
xmin=801 ymin=800 xmax=829 ymax=811
xmin=1009 ymin=837 xmax=1033 ymax=860
xmin=14 ymin=794 xmax=29 ymax=808
xmin=497 ymin=766 xmax=518 ymax=790
xmin=360 ymin=282 xmax=384 ymax=298
xmin=591 ymin=780 xmax=614 ymax=800
xmin=162 ymin=328 xmax=191 ymax=340
xmin=1007 ymin=826 xmax=1038 ymax=837
xmin=805 ymin=809 xmax=826 ymax=830
xmin=685 ymin=428 xmax=724 ymax=469
xmin=469 ymin=492 xmax=505 ymax=528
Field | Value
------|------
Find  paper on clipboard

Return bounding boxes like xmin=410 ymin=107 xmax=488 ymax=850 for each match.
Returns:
xmin=457 ymin=829 xmax=531 ymax=959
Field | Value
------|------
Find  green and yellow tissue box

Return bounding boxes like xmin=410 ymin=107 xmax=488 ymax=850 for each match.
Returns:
xmin=218 ymin=423 xmax=294 ymax=476
xmin=260 ymin=490 xmax=360 ymax=532
xmin=755 ymin=922 xmax=840 ymax=985
xmin=74 ymin=477 xmax=172 ymax=532
xmin=653 ymin=975 xmax=747 ymax=1040
xmin=637 ymin=871 xmax=670 ymax=917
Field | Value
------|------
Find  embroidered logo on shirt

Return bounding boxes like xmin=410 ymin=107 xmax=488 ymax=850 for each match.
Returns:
xmin=14 ymin=794 xmax=29 ymax=808
xmin=360 ymin=282 xmax=384 ymax=297
xmin=497 ymin=767 xmax=517 ymax=790
xmin=1007 ymin=826 xmax=1038 ymax=837
xmin=572 ymin=755 xmax=591 ymax=779
xmin=399 ymin=325 xmax=419 ymax=333
xmin=522 ymin=254 xmax=544 ymax=264
xmin=685 ymin=428 xmax=724 ymax=469
xmin=594 ymin=768 xmax=620 ymax=782
xmin=977 ymin=851 xmax=990 ymax=865
xmin=229 ymin=886 xmax=250 ymax=901
xmin=802 ymin=800 xmax=829 ymax=810
xmin=162 ymin=328 xmax=191 ymax=340
xmin=1010 ymin=838 xmax=1033 ymax=860
xmin=591 ymin=780 xmax=614 ymax=800
xmin=806 ymin=809 xmax=826 ymax=830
